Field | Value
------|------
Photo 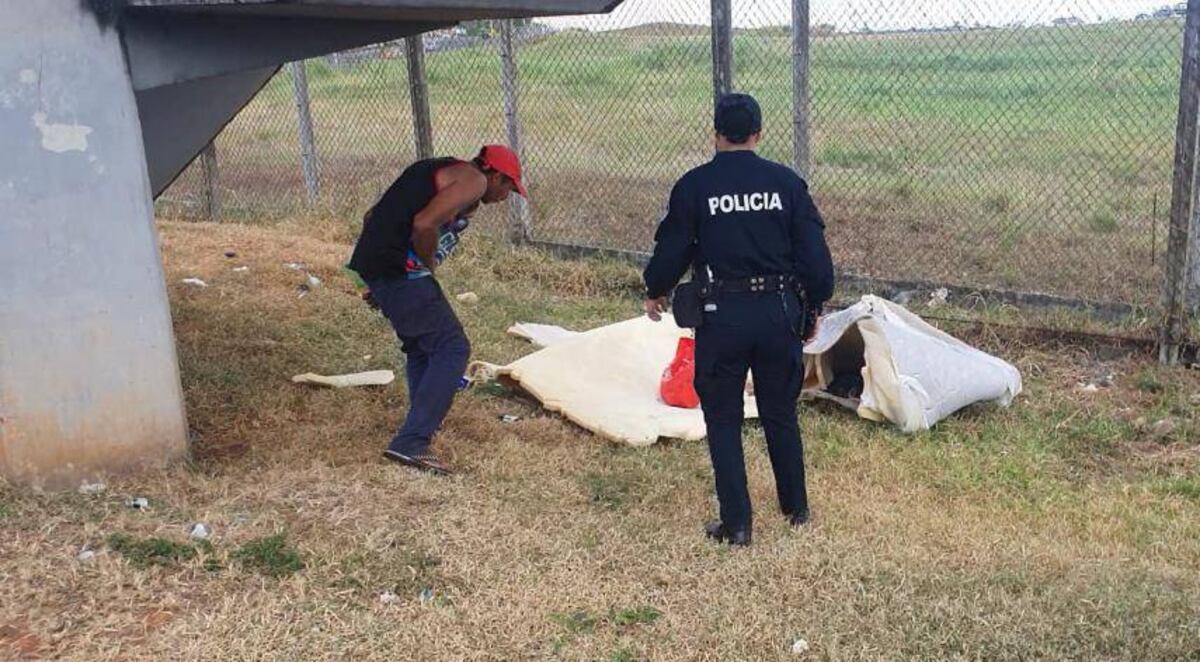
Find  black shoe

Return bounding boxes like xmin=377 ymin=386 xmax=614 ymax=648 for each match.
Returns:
xmin=704 ymin=520 xmax=751 ymax=547
xmin=787 ymin=508 xmax=811 ymax=527
xmin=383 ymin=449 xmax=453 ymax=476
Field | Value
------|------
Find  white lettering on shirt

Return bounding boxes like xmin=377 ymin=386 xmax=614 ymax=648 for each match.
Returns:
xmin=707 ymin=192 xmax=785 ymax=217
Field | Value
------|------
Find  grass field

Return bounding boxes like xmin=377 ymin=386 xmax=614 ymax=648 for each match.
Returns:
xmin=3 ymin=217 xmax=1199 ymax=659
xmin=162 ymin=18 xmax=1186 ymax=305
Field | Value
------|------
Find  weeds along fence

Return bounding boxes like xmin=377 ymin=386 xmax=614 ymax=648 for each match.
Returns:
xmin=157 ymin=0 xmax=1200 ymax=357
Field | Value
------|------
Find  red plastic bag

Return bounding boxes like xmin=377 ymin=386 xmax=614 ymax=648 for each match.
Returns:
xmin=660 ymin=337 xmax=701 ymax=409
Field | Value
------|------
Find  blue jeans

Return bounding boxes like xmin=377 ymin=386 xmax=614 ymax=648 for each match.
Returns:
xmin=367 ymin=276 xmax=470 ymax=456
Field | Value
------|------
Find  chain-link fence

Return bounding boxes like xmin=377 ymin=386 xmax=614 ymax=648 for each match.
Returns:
xmin=160 ymin=0 xmax=1189 ymax=309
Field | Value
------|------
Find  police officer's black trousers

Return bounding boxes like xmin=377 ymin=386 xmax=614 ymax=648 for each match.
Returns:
xmin=694 ymin=290 xmax=809 ymax=532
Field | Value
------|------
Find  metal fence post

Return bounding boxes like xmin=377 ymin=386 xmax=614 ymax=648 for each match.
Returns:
xmin=500 ymin=20 xmax=531 ymax=244
xmin=289 ymin=60 xmax=321 ymax=204
xmin=200 ymin=140 xmax=220 ymax=221
xmin=405 ymin=35 xmax=434 ymax=161
xmin=1161 ymin=0 xmax=1200 ymax=364
xmin=792 ymin=0 xmax=811 ymax=180
xmin=711 ymin=0 xmax=733 ymax=107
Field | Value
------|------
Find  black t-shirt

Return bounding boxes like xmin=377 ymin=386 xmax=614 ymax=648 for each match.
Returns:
xmin=348 ymin=157 xmax=461 ymax=281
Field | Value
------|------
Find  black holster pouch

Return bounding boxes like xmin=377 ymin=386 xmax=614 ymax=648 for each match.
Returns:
xmin=671 ymin=281 xmax=705 ymax=328
xmin=671 ymin=263 xmax=712 ymax=329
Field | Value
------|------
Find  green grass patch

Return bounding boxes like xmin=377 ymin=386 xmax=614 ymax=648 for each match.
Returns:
xmin=610 ymin=606 xmax=662 ymax=627
xmin=1087 ymin=211 xmax=1119 ymax=234
xmin=1157 ymin=478 xmax=1200 ymax=501
xmin=107 ymin=533 xmax=201 ymax=568
xmin=585 ymin=472 xmax=637 ymax=511
xmin=550 ymin=610 xmax=599 ymax=634
xmin=610 ymin=648 xmax=636 ymax=662
xmin=1136 ymin=370 xmax=1165 ymax=393
xmin=233 ymin=533 xmax=305 ymax=578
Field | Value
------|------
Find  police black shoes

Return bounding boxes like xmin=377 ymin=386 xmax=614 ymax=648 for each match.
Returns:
xmin=787 ymin=508 xmax=811 ymax=527
xmin=704 ymin=520 xmax=752 ymax=547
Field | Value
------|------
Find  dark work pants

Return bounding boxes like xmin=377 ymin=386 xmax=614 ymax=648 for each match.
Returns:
xmin=693 ymin=289 xmax=809 ymax=532
xmin=368 ymin=276 xmax=470 ymax=456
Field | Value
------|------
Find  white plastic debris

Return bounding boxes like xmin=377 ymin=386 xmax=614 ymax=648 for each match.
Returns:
xmin=77 ymin=547 xmax=96 ymax=563
xmin=125 ymin=497 xmax=150 ymax=510
xmin=306 ymin=274 xmax=322 ymax=288
xmin=791 ymin=639 xmax=809 ymax=655
xmin=189 ymin=523 xmax=211 ymax=540
xmin=418 ymin=587 xmax=434 ymax=604
xmin=456 ymin=292 xmax=480 ymax=304
xmin=500 ymin=414 xmax=521 ymax=423
xmin=232 ymin=266 xmax=250 ymax=273
xmin=1077 ymin=383 xmax=1100 ymax=394
xmin=78 ymin=480 xmax=106 ymax=495
xmin=181 ymin=278 xmax=208 ymax=288
xmin=379 ymin=591 xmax=400 ymax=605
xmin=927 ymin=288 xmax=949 ymax=309
xmin=292 ymin=370 xmax=395 ymax=389
xmin=285 ymin=262 xmax=304 ymax=271
xmin=1151 ymin=418 xmax=1178 ymax=439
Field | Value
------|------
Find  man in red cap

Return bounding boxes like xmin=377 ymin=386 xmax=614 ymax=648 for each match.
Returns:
xmin=348 ymin=145 xmax=526 ymax=475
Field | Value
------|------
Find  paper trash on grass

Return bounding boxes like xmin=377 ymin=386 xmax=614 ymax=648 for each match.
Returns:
xmin=291 ymin=370 xmax=395 ymax=389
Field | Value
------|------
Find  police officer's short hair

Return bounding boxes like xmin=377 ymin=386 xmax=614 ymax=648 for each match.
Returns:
xmin=715 ymin=93 xmax=763 ymax=144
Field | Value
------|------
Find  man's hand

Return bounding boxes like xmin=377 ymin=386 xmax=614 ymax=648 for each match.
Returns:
xmin=644 ymin=297 xmax=668 ymax=322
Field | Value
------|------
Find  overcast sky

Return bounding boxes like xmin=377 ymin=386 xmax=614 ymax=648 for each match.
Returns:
xmin=539 ymin=0 xmax=1177 ymax=31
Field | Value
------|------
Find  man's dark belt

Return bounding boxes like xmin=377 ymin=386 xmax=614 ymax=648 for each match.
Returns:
xmin=713 ymin=274 xmax=793 ymax=293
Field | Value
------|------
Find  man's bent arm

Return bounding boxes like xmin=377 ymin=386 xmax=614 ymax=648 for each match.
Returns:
xmin=412 ymin=170 xmax=487 ymax=271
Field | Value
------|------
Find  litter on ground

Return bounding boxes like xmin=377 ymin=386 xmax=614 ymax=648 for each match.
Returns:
xmin=78 ymin=481 xmax=106 ymax=495
xmin=291 ymin=370 xmax=395 ymax=389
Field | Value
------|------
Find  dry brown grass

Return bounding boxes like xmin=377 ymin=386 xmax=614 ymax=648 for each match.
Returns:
xmin=2 ymin=220 xmax=1199 ymax=660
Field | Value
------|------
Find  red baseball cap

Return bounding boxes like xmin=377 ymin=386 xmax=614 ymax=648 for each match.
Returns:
xmin=478 ymin=144 xmax=527 ymax=197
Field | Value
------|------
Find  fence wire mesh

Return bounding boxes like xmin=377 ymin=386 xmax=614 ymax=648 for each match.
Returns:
xmin=160 ymin=0 xmax=1188 ymax=307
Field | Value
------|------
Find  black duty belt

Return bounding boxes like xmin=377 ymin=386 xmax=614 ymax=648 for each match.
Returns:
xmin=714 ymin=274 xmax=793 ymax=293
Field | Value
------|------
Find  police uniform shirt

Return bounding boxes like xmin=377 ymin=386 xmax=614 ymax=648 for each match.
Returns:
xmin=643 ymin=150 xmax=834 ymax=307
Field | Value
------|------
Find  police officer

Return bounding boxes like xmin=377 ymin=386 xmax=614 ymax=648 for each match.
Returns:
xmin=643 ymin=93 xmax=834 ymax=546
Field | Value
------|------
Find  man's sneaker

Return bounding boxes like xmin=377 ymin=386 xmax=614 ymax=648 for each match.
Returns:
xmin=704 ymin=520 xmax=751 ymax=547
xmin=383 ymin=449 xmax=453 ymax=476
